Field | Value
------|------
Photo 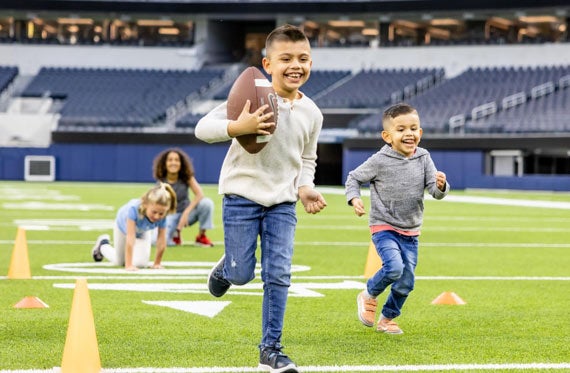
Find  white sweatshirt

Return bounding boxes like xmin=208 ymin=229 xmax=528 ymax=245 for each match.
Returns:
xmin=195 ymin=94 xmax=323 ymax=207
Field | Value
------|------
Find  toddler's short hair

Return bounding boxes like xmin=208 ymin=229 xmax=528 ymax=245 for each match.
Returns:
xmin=382 ymin=103 xmax=417 ymax=130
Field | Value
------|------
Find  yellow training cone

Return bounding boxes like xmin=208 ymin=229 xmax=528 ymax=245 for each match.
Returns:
xmin=431 ymin=291 xmax=467 ymax=305
xmin=61 ymin=278 xmax=101 ymax=373
xmin=7 ymin=227 xmax=31 ymax=279
xmin=363 ymin=241 xmax=382 ymax=279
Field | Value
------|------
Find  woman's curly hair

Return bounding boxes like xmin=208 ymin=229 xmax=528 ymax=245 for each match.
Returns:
xmin=152 ymin=148 xmax=194 ymax=186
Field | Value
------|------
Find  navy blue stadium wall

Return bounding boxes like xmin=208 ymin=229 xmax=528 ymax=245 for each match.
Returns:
xmin=1 ymin=144 xmax=569 ymax=191
xmin=342 ymin=149 xmax=570 ymax=192
xmin=0 ymin=143 xmax=229 ymax=184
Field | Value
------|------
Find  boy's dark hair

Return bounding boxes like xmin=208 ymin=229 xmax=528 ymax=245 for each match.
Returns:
xmin=383 ymin=102 xmax=417 ymax=121
xmin=266 ymin=24 xmax=308 ymax=51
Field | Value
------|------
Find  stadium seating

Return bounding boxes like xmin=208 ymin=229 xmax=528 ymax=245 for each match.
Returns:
xmin=467 ymin=73 xmax=570 ymax=133
xmin=314 ymin=68 xmax=443 ymax=109
xmin=212 ymin=69 xmax=352 ymax=101
xmin=0 ymin=66 xmax=19 ymax=93
xmin=9 ymin=63 xmax=570 ymax=134
xmin=409 ymin=66 xmax=570 ymax=133
xmin=20 ymin=67 xmax=224 ymax=128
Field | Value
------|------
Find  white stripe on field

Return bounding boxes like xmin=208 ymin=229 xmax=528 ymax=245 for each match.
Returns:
xmin=0 ymin=240 xmax=570 ymax=248
xmin=1 ymin=240 xmax=569 ymax=249
xmin=297 ymin=225 xmax=569 ymax=232
xmin=3 ymin=224 xmax=568 ymax=233
xmin=317 ymin=186 xmax=570 ymax=209
xmin=301 ymin=215 xmax=570 ymax=223
xmin=2 ymin=275 xmax=569 ymax=281
xmin=2 ymin=362 xmax=570 ymax=372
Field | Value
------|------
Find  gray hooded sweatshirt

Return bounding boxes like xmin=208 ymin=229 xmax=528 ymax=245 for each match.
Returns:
xmin=345 ymin=144 xmax=449 ymax=233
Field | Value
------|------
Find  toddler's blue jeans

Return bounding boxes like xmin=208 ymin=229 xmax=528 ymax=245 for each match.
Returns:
xmin=368 ymin=230 xmax=419 ymax=319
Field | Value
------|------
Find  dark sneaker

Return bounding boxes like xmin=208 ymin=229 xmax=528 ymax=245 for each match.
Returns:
xmin=92 ymin=234 xmax=109 ymax=262
xmin=207 ymin=255 xmax=231 ymax=297
xmin=258 ymin=347 xmax=299 ymax=373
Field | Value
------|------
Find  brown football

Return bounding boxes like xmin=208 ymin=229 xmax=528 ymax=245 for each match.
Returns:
xmin=227 ymin=66 xmax=279 ymax=154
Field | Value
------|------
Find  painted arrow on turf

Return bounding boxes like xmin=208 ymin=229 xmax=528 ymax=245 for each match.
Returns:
xmin=142 ymin=300 xmax=231 ymax=317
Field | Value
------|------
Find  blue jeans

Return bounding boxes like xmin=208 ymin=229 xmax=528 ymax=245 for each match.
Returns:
xmin=222 ymin=194 xmax=297 ymax=350
xmin=160 ymin=197 xmax=214 ymax=246
xmin=368 ymin=230 xmax=419 ymax=319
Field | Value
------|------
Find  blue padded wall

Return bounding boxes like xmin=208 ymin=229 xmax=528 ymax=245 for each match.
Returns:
xmin=341 ymin=148 xmax=570 ymax=191
xmin=1 ymin=144 xmax=569 ymax=191
xmin=0 ymin=143 xmax=229 ymax=184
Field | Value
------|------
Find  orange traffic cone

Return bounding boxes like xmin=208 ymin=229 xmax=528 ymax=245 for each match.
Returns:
xmin=363 ymin=241 xmax=382 ymax=279
xmin=7 ymin=227 xmax=31 ymax=279
xmin=431 ymin=291 xmax=466 ymax=305
xmin=60 ymin=278 xmax=101 ymax=373
xmin=14 ymin=296 xmax=49 ymax=309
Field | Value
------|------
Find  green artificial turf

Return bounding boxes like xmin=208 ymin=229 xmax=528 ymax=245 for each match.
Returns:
xmin=0 ymin=181 xmax=569 ymax=372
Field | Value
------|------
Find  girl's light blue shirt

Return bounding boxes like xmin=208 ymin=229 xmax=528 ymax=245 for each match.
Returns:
xmin=115 ymin=199 xmax=167 ymax=237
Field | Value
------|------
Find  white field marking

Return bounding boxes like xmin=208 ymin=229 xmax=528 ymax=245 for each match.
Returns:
xmin=3 ymin=275 xmax=570 ymax=281
xmin=43 ymin=261 xmax=311 ymax=275
xmin=12 ymin=218 xmax=114 ymax=231
xmin=46 ymin=276 xmax=558 ymax=297
xmin=4 ymin=202 xmax=114 ymax=211
xmin=52 ymin=280 xmax=367 ymax=297
xmin=297 ymin=225 xmax=570 ymax=232
xmin=0 ymin=186 xmax=80 ymax=201
xmin=2 ymin=239 xmax=570 ymax=249
xmin=143 ymin=300 xmax=231 ymax=318
xmin=318 ymin=186 xmax=570 ymax=209
xmin=2 ymin=362 xmax=570 ymax=372
xmin=424 ymin=215 xmax=570 ymax=223
xmin=301 ymin=215 xmax=570 ymax=223
xmin=437 ymin=194 xmax=570 ymax=209
xmin=49 ymin=277 xmax=570 ymax=296
xmin=6 ymin=223 xmax=568 ymax=233
xmin=40 ymin=262 xmax=570 ymax=281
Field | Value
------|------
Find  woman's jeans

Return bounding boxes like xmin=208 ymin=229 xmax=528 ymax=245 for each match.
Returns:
xmin=222 ymin=194 xmax=297 ymax=350
xmin=368 ymin=230 xmax=419 ymax=319
xmin=153 ymin=197 xmax=214 ymax=246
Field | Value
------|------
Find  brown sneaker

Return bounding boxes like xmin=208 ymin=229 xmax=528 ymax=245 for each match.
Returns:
xmin=357 ymin=290 xmax=377 ymax=327
xmin=377 ymin=316 xmax=403 ymax=334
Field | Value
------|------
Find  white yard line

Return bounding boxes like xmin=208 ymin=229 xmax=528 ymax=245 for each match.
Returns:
xmin=2 ymin=362 xmax=570 ymax=372
xmin=1 ymin=240 xmax=570 ymax=248
xmin=318 ymin=187 xmax=570 ymax=209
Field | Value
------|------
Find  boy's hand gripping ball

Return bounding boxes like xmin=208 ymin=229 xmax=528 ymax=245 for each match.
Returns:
xmin=227 ymin=66 xmax=279 ymax=154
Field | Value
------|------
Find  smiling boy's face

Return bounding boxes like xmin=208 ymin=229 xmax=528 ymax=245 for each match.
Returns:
xmin=381 ymin=111 xmax=423 ymax=158
xmin=262 ymin=39 xmax=312 ymax=101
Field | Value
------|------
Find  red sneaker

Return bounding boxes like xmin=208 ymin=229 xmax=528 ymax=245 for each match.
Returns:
xmin=172 ymin=229 xmax=182 ymax=246
xmin=195 ymin=234 xmax=214 ymax=247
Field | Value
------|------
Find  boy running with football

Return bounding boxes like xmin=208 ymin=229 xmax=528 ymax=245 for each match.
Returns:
xmin=346 ymin=102 xmax=449 ymax=335
xmin=195 ymin=24 xmax=326 ymax=373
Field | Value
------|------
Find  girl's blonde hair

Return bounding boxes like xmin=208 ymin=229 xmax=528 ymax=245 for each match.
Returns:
xmin=138 ymin=182 xmax=177 ymax=216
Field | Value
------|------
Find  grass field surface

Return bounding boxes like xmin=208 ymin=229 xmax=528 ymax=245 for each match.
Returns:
xmin=1 ymin=181 xmax=569 ymax=373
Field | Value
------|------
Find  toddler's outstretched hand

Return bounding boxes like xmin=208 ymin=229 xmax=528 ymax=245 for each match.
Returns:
xmin=299 ymin=186 xmax=327 ymax=214
xmin=351 ymin=197 xmax=366 ymax=216
xmin=435 ymin=171 xmax=447 ymax=191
